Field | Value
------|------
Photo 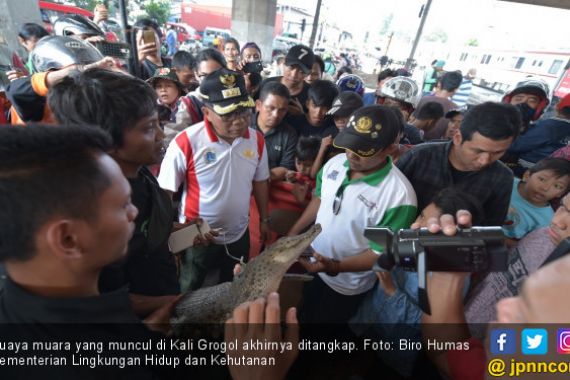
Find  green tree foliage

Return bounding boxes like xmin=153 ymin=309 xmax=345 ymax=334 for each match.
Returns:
xmin=142 ymin=0 xmax=170 ymax=25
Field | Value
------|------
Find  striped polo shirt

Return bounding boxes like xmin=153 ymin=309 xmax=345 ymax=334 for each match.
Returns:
xmin=312 ymin=154 xmax=417 ymax=295
xmin=158 ymin=118 xmax=269 ymax=244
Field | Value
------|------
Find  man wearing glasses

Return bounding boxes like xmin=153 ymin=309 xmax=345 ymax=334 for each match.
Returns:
xmin=159 ymin=68 xmax=270 ymax=291
xmin=288 ymin=105 xmax=417 ymax=324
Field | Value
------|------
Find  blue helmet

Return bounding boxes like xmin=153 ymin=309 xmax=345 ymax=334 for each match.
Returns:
xmin=336 ymin=74 xmax=365 ymax=96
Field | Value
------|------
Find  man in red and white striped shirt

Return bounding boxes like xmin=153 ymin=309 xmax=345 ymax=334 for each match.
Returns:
xmin=159 ymin=68 xmax=270 ymax=291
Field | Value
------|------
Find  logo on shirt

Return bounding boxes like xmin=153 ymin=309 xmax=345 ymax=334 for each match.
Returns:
xmin=327 ymin=170 xmax=339 ymax=180
xmin=357 ymin=194 xmax=377 ymax=210
xmin=503 ymin=207 xmax=520 ymax=231
xmin=204 ymin=150 xmax=217 ymax=164
xmin=273 ymin=145 xmax=282 ymax=152
xmin=243 ymin=149 xmax=256 ymax=159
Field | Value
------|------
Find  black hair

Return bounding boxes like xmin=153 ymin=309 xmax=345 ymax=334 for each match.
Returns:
xmin=460 ymin=102 xmax=521 ymax=142
xmin=173 ymin=50 xmax=196 ymax=70
xmin=529 ymin=158 xmax=570 ymax=179
xmin=438 ymin=71 xmax=463 ymax=92
xmin=259 ymin=81 xmax=291 ymax=102
xmin=196 ymin=48 xmax=227 ymax=68
xmin=308 ymin=79 xmax=339 ymax=108
xmin=416 ymin=101 xmax=444 ymax=121
xmin=18 ymin=23 xmax=49 ymax=41
xmin=430 ymin=188 xmax=484 ymax=226
xmin=48 ymin=68 xmax=158 ymax=148
xmin=377 ymin=68 xmax=397 ymax=83
xmin=336 ymin=66 xmax=352 ymax=80
xmin=224 ymin=37 xmax=240 ymax=52
xmin=0 ymin=125 xmax=112 ymax=261
xmin=314 ymin=55 xmax=325 ymax=73
xmin=134 ymin=18 xmax=162 ymax=39
xmin=388 ymin=107 xmax=406 ymax=136
xmin=296 ymin=136 xmax=321 ymax=162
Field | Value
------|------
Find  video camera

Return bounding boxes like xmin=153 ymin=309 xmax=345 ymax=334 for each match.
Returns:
xmin=364 ymin=226 xmax=508 ymax=314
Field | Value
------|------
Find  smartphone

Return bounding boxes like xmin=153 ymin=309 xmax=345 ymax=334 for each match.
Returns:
xmin=142 ymin=29 xmax=156 ymax=45
xmin=168 ymin=220 xmax=212 ymax=253
xmin=243 ymin=61 xmax=263 ymax=74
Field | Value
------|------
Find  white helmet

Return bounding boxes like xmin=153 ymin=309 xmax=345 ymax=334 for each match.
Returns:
xmin=380 ymin=76 xmax=420 ymax=108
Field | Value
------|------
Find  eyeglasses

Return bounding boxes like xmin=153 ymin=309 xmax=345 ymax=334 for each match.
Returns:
xmin=219 ymin=108 xmax=252 ymax=123
xmin=332 ymin=185 xmax=345 ymax=215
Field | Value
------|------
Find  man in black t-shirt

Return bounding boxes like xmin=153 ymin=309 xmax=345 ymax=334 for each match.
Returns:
xmin=49 ymin=68 xmax=187 ymax=316
xmin=262 ymin=44 xmax=315 ymax=119
xmin=397 ymin=102 xmax=520 ymax=226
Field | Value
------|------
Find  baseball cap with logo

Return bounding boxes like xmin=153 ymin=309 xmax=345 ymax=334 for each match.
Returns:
xmin=333 ymin=105 xmax=402 ymax=157
xmin=285 ymin=44 xmax=315 ymax=74
xmin=327 ymin=92 xmax=364 ymax=117
xmin=198 ymin=68 xmax=255 ymax=115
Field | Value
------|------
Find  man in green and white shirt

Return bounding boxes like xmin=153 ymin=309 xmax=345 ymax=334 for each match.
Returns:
xmin=289 ymin=105 xmax=417 ymax=323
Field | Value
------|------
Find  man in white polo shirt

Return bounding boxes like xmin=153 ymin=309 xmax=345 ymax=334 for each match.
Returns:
xmin=289 ymin=105 xmax=417 ymax=323
xmin=159 ymin=68 xmax=270 ymax=291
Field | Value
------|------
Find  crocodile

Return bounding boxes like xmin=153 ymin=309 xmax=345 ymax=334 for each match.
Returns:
xmin=171 ymin=224 xmax=321 ymax=328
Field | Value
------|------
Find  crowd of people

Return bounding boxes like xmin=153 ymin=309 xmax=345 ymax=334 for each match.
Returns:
xmin=2 ymin=8 xmax=570 ymax=380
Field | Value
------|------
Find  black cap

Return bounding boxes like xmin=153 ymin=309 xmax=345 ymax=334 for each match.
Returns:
xmin=327 ymin=92 xmax=364 ymax=117
xmin=333 ymin=105 xmax=401 ymax=157
xmin=285 ymin=44 xmax=315 ymax=74
xmin=198 ymin=68 xmax=254 ymax=115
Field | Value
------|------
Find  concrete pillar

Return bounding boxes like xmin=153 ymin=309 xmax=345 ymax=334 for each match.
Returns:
xmin=0 ymin=0 xmax=43 ymax=57
xmin=231 ymin=0 xmax=277 ymax=64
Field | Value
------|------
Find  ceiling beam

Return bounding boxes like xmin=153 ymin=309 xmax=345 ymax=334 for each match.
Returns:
xmin=498 ymin=0 xmax=570 ymax=10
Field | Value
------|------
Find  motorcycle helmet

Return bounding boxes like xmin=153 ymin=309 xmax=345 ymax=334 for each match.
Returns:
xmin=30 ymin=36 xmax=103 ymax=73
xmin=380 ymin=76 xmax=420 ymax=109
xmin=336 ymin=74 xmax=365 ymax=96
xmin=502 ymin=78 xmax=550 ymax=120
xmin=53 ymin=14 xmax=104 ymax=38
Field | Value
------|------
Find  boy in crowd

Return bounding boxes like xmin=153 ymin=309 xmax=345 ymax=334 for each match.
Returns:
xmin=48 ymin=68 xmax=184 ymax=316
xmin=327 ymin=91 xmax=364 ymax=131
xmin=268 ymin=137 xmax=321 ymax=237
xmin=503 ymin=157 xmax=570 ymax=244
xmin=148 ymin=67 xmax=185 ymax=123
xmin=415 ymin=70 xmax=462 ymax=140
xmin=172 ymin=50 xmax=198 ymax=92
xmin=407 ymin=101 xmax=444 ymax=142
xmin=294 ymin=79 xmax=339 ymax=138
xmin=443 ymin=108 xmax=464 ymax=139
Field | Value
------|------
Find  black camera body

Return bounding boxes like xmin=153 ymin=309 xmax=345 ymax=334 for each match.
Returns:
xmin=364 ymin=226 xmax=508 ymax=314
xmin=365 ymin=227 xmax=508 ymax=273
xmin=243 ymin=61 xmax=264 ymax=74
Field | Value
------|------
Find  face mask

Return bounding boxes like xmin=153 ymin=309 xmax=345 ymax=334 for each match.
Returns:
xmin=515 ymin=102 xmax=536 ymax=126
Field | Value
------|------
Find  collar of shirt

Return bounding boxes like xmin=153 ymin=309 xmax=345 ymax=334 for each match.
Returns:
xmin=1 ymin=277 xmax=140 ymax=324
xmin=339 ymin=156 xmax=394 ymax=189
